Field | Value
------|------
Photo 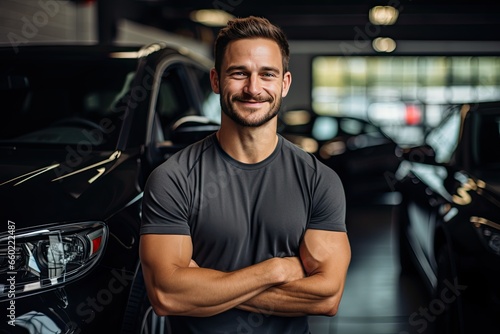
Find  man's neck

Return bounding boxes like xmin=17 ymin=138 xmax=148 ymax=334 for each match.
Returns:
xmin=216 ymin=122 xmax=279 ymax=164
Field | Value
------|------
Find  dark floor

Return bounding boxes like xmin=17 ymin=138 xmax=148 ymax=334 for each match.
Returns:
xmin=308 ymin=193 xmax=433 ymax=334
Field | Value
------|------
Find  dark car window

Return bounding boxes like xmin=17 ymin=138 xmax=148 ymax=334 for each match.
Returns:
xmin=156 ymin=70 xmax=190 ymax=122
xmin=152 ymin=64 xmax=199 ymax=142
xmin=190 ymin=64 xmax=220 ymax=123
xmin=0 ymin=57 xmax=138 ymax=149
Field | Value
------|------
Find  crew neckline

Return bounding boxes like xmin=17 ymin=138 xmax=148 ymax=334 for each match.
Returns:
xmin=211 ymin=133 xmax=282 ymax=170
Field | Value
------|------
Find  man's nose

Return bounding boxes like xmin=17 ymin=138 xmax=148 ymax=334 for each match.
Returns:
xmin=243 ymin=74 xmax=262 ymax=96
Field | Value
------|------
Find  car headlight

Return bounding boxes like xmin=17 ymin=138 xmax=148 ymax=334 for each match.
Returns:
xmin=0 ymin=221 xmax=107 ymax=301
xmin=471 ymin=216 xmax=500 ymax=255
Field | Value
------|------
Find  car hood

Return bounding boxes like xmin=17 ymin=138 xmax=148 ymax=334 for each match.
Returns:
xmin=0 ymin=146 xmax=137 ymax=228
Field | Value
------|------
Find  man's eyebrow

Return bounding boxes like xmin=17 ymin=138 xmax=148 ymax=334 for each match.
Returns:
xmin=260 ymin=66 xmax=281 ymax=73
xmin=225 ymin=65 xmax=281 ymax=74
xmin=225 ymin=65 xmax=247 ymax=73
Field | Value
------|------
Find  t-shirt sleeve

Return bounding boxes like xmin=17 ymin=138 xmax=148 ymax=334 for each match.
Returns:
xmin=308 ymin=161 xmax=347 ymax=232
xmin=140 ymin=159 xmax=191 ymax=236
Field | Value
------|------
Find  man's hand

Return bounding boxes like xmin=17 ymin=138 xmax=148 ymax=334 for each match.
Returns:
xmin=274 ymin=257 xmax=306 ymax=284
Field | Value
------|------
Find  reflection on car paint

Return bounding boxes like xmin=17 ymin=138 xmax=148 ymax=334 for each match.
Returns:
xmin=52 ymin=150 xmax=121 ymax=182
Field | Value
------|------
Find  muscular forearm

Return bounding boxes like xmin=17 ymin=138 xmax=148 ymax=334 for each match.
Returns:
xmin=237 ymin=273 xmax=340 ymax=317
xmin=144 ymin=257 xmax=301 ymax=317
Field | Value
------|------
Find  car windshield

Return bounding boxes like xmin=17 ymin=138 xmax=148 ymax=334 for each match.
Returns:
xmin=425 ymin=108 xmax=461 ymax=164
xmin=0 ymin=53 xmax=138 ymax=150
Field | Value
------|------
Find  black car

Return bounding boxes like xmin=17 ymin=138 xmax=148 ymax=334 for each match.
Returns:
xmin=0 ymin=43 xmax=219 ymax=333
xmin=280 ymin=109 xmax=400 ymax=199
xmin=393 ymin=101 xmax=500 ymax=333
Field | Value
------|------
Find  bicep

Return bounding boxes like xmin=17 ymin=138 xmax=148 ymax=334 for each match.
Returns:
xmin=300 ymin=229 xmax=351 ymax=278
xmin=140 ymin=234 xmax=193 ymax=291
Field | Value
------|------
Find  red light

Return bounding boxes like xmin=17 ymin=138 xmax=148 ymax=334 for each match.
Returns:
xmin=91 ymin=235 xmax=103 ymax=255
xmin=405 ymin=104 xmax=422 ymax=125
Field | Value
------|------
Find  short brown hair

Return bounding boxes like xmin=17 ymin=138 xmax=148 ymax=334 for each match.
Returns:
xmin=214 ymin=16 xmax=290 ymax=75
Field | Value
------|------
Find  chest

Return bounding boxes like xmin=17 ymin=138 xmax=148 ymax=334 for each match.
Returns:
xmin=188 ymin=165 xmax=312 ymax=268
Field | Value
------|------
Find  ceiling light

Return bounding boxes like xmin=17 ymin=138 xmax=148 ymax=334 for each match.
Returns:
xmin=369 ymin=6 xmax=399 ymax=25
xmin=372 ymin=37 xmax=397 ymax=52
xmin=190 ymin=9 xmax=234 ymax=27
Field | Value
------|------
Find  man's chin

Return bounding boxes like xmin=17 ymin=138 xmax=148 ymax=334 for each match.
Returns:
xmin=235 ymin=113 xmax=278 ymax=128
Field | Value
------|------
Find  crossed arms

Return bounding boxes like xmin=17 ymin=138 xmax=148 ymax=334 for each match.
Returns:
xmin=139 ymin=229 xmax=351 ymax=318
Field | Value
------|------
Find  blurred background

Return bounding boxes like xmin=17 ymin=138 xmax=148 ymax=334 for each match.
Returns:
xmin=2 ymin=0 xmax=499 ymax=152
xmin=1 ymin=1 xmax=500 ymax=333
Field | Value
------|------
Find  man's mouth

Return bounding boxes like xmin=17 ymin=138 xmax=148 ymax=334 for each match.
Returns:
xmin=236 ymin=101 xmax=267 ymax=110
xmin=240 ymin=100 xmax=265 ymax=104
xmin=234 ymin=97 xmax=271 ymax=105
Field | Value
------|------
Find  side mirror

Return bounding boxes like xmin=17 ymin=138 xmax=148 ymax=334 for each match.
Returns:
xmin=396 ymin=144 xmax=439 ymax=165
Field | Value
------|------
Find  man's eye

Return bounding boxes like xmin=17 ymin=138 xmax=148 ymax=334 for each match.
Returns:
xmin=233 ymin=72 xmax=246 ymax=76
xmin=262 ymin=73 xmax=277 ymax=78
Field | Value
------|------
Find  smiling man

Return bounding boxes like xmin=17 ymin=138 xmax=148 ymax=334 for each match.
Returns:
xmin=139 ymin=16 xmax=351 ymax=333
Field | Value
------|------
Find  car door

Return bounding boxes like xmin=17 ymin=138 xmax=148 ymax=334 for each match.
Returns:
xmin=142 ymin=52 xmax=220 ymax=175
xmin=144 ymin=56 xmax=208 ymax=169
xmin=407 ymin=109 xmax=462 ymax=284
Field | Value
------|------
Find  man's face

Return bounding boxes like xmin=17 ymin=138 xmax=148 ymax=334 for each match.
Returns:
xmin=210 ymin=38 xmax=291 ymax=127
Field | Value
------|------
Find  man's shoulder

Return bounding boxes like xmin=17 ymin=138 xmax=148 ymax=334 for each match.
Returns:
xmin=280 ymin=135 xmax=318 ymax=169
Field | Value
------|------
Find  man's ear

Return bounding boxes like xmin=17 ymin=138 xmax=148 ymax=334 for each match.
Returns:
xmin=282 ymin=71 xmax=292 ymax=98
xmin=210 ymin=68 xmax=220 ymax=94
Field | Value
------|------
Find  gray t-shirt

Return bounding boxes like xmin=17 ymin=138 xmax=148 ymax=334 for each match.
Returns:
xmin=141 ymin=133 xmax=346 ymax=333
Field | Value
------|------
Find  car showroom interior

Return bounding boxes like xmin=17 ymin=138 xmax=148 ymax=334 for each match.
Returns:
xmin=1 ymin=0 xmax=499 ymax=333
